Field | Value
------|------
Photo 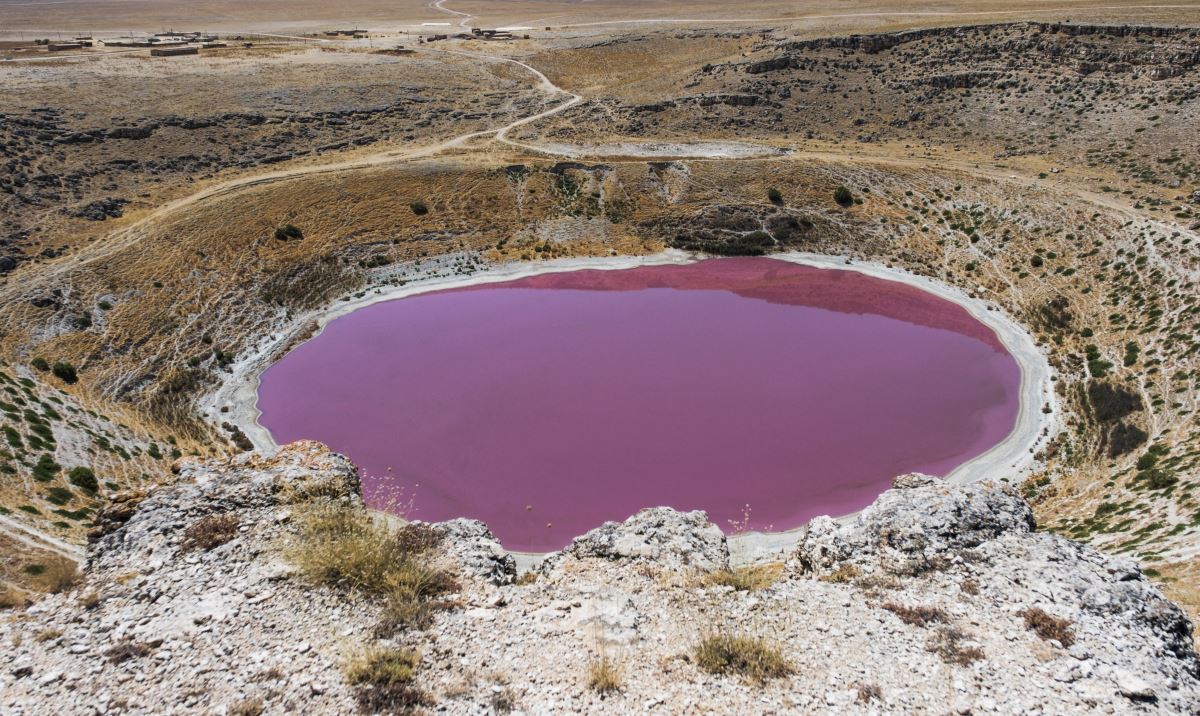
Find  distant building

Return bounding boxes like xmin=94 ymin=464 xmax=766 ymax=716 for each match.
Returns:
xmin=150 ymin=46 xmax=199 ymax=57
xmin=47 ymin=43 xmax=84 ymax=52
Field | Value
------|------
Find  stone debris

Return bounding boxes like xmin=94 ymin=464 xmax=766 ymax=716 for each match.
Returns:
xmin=1 ymin=444 xmax=1197 ymax=715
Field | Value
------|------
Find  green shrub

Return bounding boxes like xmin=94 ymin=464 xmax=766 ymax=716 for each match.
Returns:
xmin=767 ymin=188 xmax=783 ymax=204
xmin=834 ymin=185 xmax=853 ymax=207
xmin=32 ymin=454 xmax=60 ymax=482
xmin=409 ymin=201 xmax=429 ymax=216
xmin=30 ymin=358 xmax=49 ymax=372
xmin=51 ymin=362 xmax=77 ymax=384
xmin=45 ymin=487 xmax=74 ymax=506
xmin=67 ymin=466 xmax=98 ymax=493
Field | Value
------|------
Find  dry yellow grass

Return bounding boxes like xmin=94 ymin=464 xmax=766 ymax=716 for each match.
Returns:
xmin=586 ymin=655 xmax=623 ymax=694
xmin=694 ymin=631 xmax=792 ymax=683
xmin=701 ymin=563 xmax=783 ymax=591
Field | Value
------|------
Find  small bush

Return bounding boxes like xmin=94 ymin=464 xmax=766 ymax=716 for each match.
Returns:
xmin=856 ymin=683 xmax=883 ymax=703
xmin=289 ymin=504 xmax=453 ymax=597
xmin=1021 ymin=607 xmax=1075 ymax=646
xmin=67 ymin=466 xmax=98 ymax=493
xmin=51 ymin=362 xmax=78 ymax=384
xmin=106 ymin=639 xmax=152 ymax=664
xmin=925 ymin=626 xmax=984 ymax=666
xmin=30 ymin=358 xmax=49 ymax=372
xmin=181 ymin=513 xmax=241 ymax=552
xmin=694 ymin=632 xmax=791 ymax=683
xmin=345 ymin=646 xmax=420 ymax=686
xmin=32 ymin=454 xmax=60 ymax=482
xmin=881 ymin=602 xmax=948 ymax=627
xmin=289 ymin=503 xmax=457 ymax=639
xmin=355 ymin=682 xmax=432 ymax=714
xmin=702 ymin=563 xmax=782 ymax=591
xmin=818 ymin=563 xmax=860 ymax=583
xmin=587 ymin=656 xmax=623 ymax=694
xmin=273 ymin=224 xmax=304 ymax=241
xmin=767 ymin=188 xmax=783 ymax=204
xmin=834 ymin=185 xmax=853 ymax=207
xmin=409 ymin=201 xmax=429 ymax=216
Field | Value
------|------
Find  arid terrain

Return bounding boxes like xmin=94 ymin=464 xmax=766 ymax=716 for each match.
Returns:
xmin=2 ymin=0 xmax=1200 ymax=712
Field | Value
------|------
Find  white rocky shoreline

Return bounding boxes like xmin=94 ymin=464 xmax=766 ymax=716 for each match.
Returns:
xmin=2 ymin=441 xmax=1196 ymax=715
xmin=209 ymin=250 xmax=1057 ymax=564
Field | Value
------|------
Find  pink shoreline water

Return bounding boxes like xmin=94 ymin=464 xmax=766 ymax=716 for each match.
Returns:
xmin=257 ymin=258 xmax=1020 ymax=552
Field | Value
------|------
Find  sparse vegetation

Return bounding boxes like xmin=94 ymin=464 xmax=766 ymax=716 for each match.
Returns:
xmin=881 ymin=602 xmax=949 ymax=627
xmin=180 ymin=513 xmax=241 ymax=552
xmin=1021 ymin=607 xmax=1076 ymax=646
xmin=66 ymin=466 xmax=98 ymax=493
xmin=105 ymin=639 xmax=152 ymax=664
xmin=834 ymin=185 xmax=853 ymax=207
xmin=343 ymin=646 xmax=432 ymax=714
xmin=288 ymin=503 xmax=456 ymax=639
xmin=702 ymin=563 xmax=782 ymax=591
xmin=29 ymin=557 xmax=79 ymax=594
xmin=693 ymin=631 xmax=792 ymax=683
xmin=51 ymin=362 xmax=77 ymax=384
xmin=228 ymin=697 xmax=264 ymax=716
xmin=587 ymin=655 xmax=623 ymax=694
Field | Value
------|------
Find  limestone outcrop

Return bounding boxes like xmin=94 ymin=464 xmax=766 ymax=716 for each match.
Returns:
xmin=2 ymin=444 xmax=1197 ymax=714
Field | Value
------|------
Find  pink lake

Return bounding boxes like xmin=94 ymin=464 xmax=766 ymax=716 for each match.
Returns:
xmin=256 ymin=257 xmax=1020 ymax=552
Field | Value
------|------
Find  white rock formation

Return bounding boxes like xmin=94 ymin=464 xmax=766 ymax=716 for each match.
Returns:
xmin=1 ymin=445 xmax=1196 ymax=715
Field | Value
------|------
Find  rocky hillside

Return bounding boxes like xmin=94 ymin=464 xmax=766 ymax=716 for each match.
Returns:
xmin=1 ymin=441 xmax=1196 ymax=714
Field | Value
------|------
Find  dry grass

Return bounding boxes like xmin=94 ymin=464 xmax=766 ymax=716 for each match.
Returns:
xmin=693 ymin=631 xmax=792 ymax=683
xmin=587 ymin=656 xmax=623 ymax=694
xmin=34 ymin=628 xmax=63 ymax=642
xmin=344 ymin=646 xmax=431 ymax=714
xmin=287 ymin=503 xmax=457 ymax=639
xmin=881 ymin=602 xmax=948 ymax=628
xmin=1021 ymin=607 xmax=1076 ymax=647
xmin=181 ymin=513 xmax=241 ymax=552
xmin=856 ymin=682 xmax=883 ymax=703
xmin=819 ymin=564 xmax=860 ymax=584
xmin=702 ymin=563 xmax=783 ymax=592
xmin=30 ymin=557 xmax=79 ymax=595
xmin=228 ymin=697 xmax=264 ymax=716
xmin=287 ymin=503 xmax=452 ymax=596
xmin=105 ymin=639 xmax=152 ymax=664
xmin=0 ymin=584 xmax=25 ymax=610
xmin=344 ymin=646 xmax=420 ymax=687
xmin=925 ymin=626 xmax=985 ymax=666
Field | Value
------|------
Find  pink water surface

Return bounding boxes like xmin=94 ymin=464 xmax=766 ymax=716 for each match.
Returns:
xmin=257 ymin=258 xmax=1020 ymax=552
